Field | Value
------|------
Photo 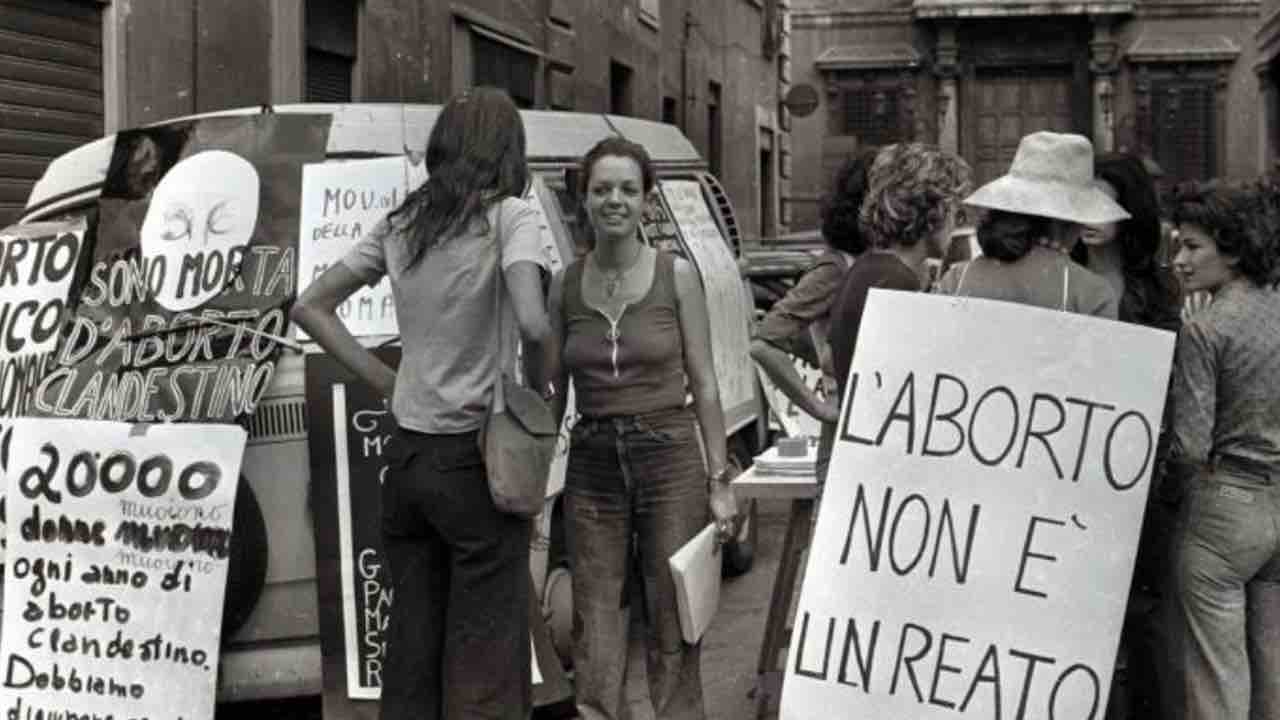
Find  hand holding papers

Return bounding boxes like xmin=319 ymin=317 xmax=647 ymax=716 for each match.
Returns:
xmin=669 ymin=523 xmax=722 ymax=644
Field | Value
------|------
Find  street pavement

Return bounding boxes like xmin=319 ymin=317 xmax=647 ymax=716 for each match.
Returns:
xmin=615 ymin=497 xmax=795 ymax=720
xmin=217 ymin=498 xmax=798 ymax=720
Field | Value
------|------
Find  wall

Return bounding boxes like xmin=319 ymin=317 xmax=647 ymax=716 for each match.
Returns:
xmin=103 ymin=0 xmax=785 ymax=241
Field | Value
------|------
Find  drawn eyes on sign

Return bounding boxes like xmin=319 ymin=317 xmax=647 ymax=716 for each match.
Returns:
xmin=205 ymin=199 xmax=234 ymax=239
xmin=160 ymin=205 xmax=195 ymax=243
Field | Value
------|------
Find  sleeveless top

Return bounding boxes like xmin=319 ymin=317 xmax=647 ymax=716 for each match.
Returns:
xmin=562 ymin=251 xmax=687 ymax=418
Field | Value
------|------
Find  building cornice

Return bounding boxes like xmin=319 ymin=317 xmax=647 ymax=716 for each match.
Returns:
xmin=792 ymin=8 xmax=915 ymax=27
xmin=1133 ymin=0 xmax=1259 ymax=17
xmin=913 ymin=0 xmax=1133 ymax=17
xmin=1256 ymin=4 xmax=1280 ymax=64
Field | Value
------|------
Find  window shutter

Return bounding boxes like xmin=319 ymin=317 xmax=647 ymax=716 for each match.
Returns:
xmin=843 ymin=87 xmax=903 ymax=146
xmin=306 ymin=49 xmax=353 ymax=103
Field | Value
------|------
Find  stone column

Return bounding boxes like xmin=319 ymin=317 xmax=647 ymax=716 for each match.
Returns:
xmin=934 ymin=24 xmax=959 ymax=155
xmin=1090 ymin=17 xmax=1120 ymax=153
xmin=1257 ymin=62 xmax=1278 ymax=176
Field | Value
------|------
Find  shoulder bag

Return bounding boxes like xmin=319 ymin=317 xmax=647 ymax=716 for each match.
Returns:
xmin=478 ymin=205 xmax=559 ymax=517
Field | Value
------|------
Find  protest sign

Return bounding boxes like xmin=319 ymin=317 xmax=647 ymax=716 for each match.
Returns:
xmin=0 ymin=220 xmax=86 ymax=419
xmin=304 ymin=350 xmax=570 ymax=716
xmin=0 ymin=418 xmax=245 ymax=720
xmin=756 ymin=359 xmax=827 ymax=440
xmin=658 ymin=180 xmax=756 ymax=433
xmin=297 ymin=157 xmax=420 ymax=338
xmin=781 ymin=291 xmax=1175 ymax=720
xmin=34 ymin=114 xmax=330 ymax=424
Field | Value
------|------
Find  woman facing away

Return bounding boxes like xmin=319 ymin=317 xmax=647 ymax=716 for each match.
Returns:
xmin=937 ymin=131 xmax=1125 ymax=320
xmin=291 ymin=87 xmax=555 ymax=720
xmin=1165 ymin=182 xmax=1280 ymax=720
xmin=826 ymin=142 xmax=972 ymax=430
xmin=750 ymin=148 xmax=876 ymax=481
xmin=547 ymin=136 xmax=737 ymax=720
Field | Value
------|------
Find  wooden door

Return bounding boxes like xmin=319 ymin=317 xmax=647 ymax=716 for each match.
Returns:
xmin=971 ymin=70 xmax=1074 ymax=186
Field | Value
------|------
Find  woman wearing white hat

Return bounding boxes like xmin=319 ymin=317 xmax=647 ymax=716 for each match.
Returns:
xmin=936 ymin=131 xmax=1127 ymax=318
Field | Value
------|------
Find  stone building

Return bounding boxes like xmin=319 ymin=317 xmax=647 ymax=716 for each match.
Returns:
xmin=0 ymin=0 xmax=792 ymax=241
xmin=1259 ymin=0 xmax=1280 ymax=170
xmin=786 ymin=0 xmax=1263 ymax=229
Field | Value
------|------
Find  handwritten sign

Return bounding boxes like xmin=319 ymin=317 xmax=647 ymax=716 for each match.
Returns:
xmin=659 ymin=180 xmax=756 ymax=432
xmin=756 ymin=359 xmax=827 ymax=440
xmin=298 ymin=157 xmax=425 ymax=338
xmin=781 ymin=291 xmax=1174 ymax=719
xmin=0 ymin=418 xmax=245 ymax=720
xmin=35 ymin=115 xmax=330 ymax=424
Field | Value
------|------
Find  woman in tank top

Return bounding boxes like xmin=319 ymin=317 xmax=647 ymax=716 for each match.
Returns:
xmin=548 ymin=137 xmax=737 ymax=720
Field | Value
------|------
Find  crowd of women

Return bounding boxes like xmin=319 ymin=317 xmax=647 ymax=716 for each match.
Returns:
xmin=292 ymin=85 xmax=1280 ymax=720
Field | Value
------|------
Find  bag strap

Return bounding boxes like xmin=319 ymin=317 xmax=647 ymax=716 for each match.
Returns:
xmin=491 ymin=200 xmax=514 ymax=413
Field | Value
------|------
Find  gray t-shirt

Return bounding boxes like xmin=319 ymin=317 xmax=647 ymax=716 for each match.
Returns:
xmin=342 ymin=196 xmax=549 ymax=433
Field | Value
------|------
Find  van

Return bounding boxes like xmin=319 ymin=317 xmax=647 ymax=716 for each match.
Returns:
xmin=17 ymin=103 xmax=767 ymax=706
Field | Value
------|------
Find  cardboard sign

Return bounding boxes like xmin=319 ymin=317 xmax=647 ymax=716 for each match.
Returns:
xmin=35 ymin=114 xmax=330 ymax=424
xmin=781 ymin=291 xmax=1174 ymax=720
xmin=298 ymin=157 xmax=424 ymax=338
xmin=304 ymin=350 xmax=571 ymax=716
xmin=756 ymin=359 xmax=828 ymax=440
xmin=0 ymin=220 xmax=85 ymax=419
xmin=0 ymin=418 xmax=245 ymax=720
xmin=658 ymin=180 xmax=756 ymax=433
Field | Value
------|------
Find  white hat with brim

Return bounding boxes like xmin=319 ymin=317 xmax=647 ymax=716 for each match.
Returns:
xmin=963 ymin=131 xmax=1131 ymax=226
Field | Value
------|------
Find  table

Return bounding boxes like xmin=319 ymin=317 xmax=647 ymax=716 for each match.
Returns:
xmin=731 ymin=466 xmax=819 ymax=719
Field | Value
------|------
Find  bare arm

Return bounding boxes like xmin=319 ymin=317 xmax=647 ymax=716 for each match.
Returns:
xmin=751 ymin=338 xmax=838 ymax=424
xmin=505 ymin=260 xmax=557 ymax=394
xmin=546 ymin=269 xmax=570 ymax=426
xmin=291 ymin=264 xmax=397 ymax=398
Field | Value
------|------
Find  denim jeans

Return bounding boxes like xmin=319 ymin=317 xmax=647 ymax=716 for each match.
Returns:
xmin=380 ymin=428 xmax=532 ymax=720
xmin=1171 ymin=463 xmax=1280 ymax=720
xmin=566 ymin=406 xmax=709 ymax=720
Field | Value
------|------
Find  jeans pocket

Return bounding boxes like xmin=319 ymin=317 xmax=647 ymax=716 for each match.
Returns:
xmin=634 ymin=414 xmax=695 ymax=445
xmin=1189 ymin=478 xmax=1266 ymax=555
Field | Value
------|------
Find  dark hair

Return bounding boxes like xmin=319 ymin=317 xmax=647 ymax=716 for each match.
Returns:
xmin=390 ymin=87 xmax=529 ymax=270
xmin=1171 ymin=181 xmax=1280 ymax=287
xmin=103 ymin=126 xmax=188 ymax=200
xmin=578 ymin=136 xmax=656 ymax=195
xmin=820 ymin=148 xmax=877 ymax=256
xmin=1082 ymin=153 xmax=1180 ymax=326
xmin=975 ymin=209 xmax=1047 ymax=261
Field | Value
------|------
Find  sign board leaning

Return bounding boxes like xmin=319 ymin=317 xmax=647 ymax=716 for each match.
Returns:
xmin=658 ymin=180 xmax=757 ymax=434
xmin=781 ymin=291 xmax=1175 ymax=720
xmin=0 ymin=418 xmax=245 ymax=720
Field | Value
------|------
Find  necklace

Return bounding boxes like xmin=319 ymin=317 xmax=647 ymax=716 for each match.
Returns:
xmin=593 ymin=243 xmax=644 ymax=299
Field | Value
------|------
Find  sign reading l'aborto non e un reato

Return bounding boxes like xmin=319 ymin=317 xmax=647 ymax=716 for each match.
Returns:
xmin=0 ymin=418 xmax=245 ymax=720
xmin=781 ymin=291 xmax=1174 ymax=720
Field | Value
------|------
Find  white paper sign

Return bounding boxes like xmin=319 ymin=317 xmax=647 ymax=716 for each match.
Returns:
xmin=298 ymin=156 xmax=425 ymax=338
xmin=756 ymin=359 xmax=828 ymax=440
xmin=781 ymin=291 xmax=1174 ymax=720
xmin=659 ymin=180 xmax=756 ymax=432
xmin=0 ymin=419 xmax=246 ymax=720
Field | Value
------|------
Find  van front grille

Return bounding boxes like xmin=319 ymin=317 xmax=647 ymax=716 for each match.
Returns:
xmin=246 ymin=398 xmax=308 ymax=444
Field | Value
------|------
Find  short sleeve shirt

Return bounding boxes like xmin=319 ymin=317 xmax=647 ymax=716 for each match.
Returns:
xmin=342 ymin=196 xmax=549 ymax=433
xmin=755 ymin=249 xmax=851 ymax=369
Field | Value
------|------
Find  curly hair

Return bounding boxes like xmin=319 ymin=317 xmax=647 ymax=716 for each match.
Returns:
xmin=1171 ymin=181 xmax=1280 ymax=288
xmin=820 ymin=148 xmax=877 ymax=255
xmin=578 ymin=136 xmax=656 ymax=195
xmin=859 ymin=143 xmax=972 ymax=249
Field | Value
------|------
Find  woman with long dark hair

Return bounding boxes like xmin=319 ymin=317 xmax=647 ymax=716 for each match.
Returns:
xmin=1077 ymin=152 xmax=1181 ymax=328
xmin=1165 ymin=182 xmax=1280 ymax=720
xmin=292 ymin=87 xmax=555 ymax=720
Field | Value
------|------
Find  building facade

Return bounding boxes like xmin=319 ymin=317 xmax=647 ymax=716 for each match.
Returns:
xmin=1259 ymin=0 xmax=1280 ymax=171
xmin=0 ymin=0 xmax=792 ymax=241
xmin=786 ymin=0 xmax=1262 ymax=230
